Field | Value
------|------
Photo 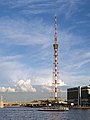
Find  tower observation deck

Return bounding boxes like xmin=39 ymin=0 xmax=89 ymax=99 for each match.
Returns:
xmin=53 ymin=16 xmax=59 ymax=100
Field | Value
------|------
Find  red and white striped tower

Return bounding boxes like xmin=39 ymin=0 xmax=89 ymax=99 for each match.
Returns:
xmin=53 ymin=16 xmax=59 ymax=100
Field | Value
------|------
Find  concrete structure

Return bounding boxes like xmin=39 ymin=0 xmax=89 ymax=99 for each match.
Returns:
xmin=67 ymin=85 xmax=90 ymax=106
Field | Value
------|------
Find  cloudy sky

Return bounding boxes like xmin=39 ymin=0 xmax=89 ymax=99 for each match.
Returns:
xmin=0 ymin=0 xmax=90 ymax=98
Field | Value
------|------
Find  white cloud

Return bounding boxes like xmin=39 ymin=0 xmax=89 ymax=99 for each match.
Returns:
xmin=73 ymin=59 xmax=90 ymax=69
xmin=0 ymin=0 xmax=89 ymax=88
xmin=18 ymin=0 xmax=82 ymax=18
xmin=0 ymin=0 xmax=82 ymax=18
xmin=58 ymin=29 xmax=90 ymax=69
xmin=60 ymin=70 xmax=90 ymax=87
xmin=0 ymin=17 xmax=52 ymax=46
xmin=59 ymin=80 xmax=66 ymax=86
xmin=0 ymin=87 xmax=15 ymax=92
xmin=0 ymin=56 xmax=31 ymax=86
xmin=0 ymin=27 xmax=89 ymax=88
xmin=41 ymin=79 xmax=66 ymax=92
xmin=42 ymin=85 xmax=52 ymax=92
xmin=32 ymin=75 xmax=52 ymax=85
xmin=15 ymin=79 xmax=36 ymax=92
xmin=0 ymin=79 xmax=36 ymax=92
xmin=31 ymin=68 xmax=66 ymax=86
xmin=0 ymin=55 xmax=22 ymax=62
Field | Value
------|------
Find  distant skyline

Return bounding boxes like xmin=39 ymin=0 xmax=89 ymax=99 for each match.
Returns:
xmin=0 ymin=0 xmax=90 ymax=95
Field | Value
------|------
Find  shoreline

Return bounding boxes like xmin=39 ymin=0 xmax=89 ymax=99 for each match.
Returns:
xmin=70 ymin=106 xmax=90 ymax=109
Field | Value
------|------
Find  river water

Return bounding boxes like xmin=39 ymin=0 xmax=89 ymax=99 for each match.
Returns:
xmin=0 ymin=107 xmax=90 ymax=120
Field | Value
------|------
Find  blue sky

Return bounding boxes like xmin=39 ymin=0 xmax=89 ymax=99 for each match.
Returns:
xmin=0 ymin=0 xmax=90 ymax=93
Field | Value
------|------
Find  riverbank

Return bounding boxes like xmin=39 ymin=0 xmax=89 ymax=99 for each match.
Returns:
xmin=70 ymin=106 xmax=90 ymax=109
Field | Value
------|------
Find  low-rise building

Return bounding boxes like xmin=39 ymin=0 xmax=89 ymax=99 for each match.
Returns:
xmin=67 ymin=85 xmax=90 ymax=106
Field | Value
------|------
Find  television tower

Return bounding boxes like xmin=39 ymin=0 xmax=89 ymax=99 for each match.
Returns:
xmin=53 ymin=16 xmax=59 ymax=100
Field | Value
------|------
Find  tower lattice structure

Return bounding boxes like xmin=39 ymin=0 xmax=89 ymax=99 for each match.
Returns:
xmin=53 ymin=16 xmax=59 ymax=100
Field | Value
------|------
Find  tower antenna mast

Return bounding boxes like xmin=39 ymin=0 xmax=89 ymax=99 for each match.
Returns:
xmin=53 ymin=16 xmax=59 ymax=100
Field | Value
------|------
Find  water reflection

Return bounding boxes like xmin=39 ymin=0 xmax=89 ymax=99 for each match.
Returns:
xmin=0 ymin=107 xmax=90 ymax=120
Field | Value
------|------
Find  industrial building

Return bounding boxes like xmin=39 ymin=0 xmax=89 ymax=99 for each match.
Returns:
xmin=67 ymin=85 xmax=90 ymax=106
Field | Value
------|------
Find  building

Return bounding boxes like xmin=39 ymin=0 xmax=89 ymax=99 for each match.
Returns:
xmin=67 ymin=85 xmax=90 ymax=106
xmin=81 ymin=86 xmax=90 ymax=106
